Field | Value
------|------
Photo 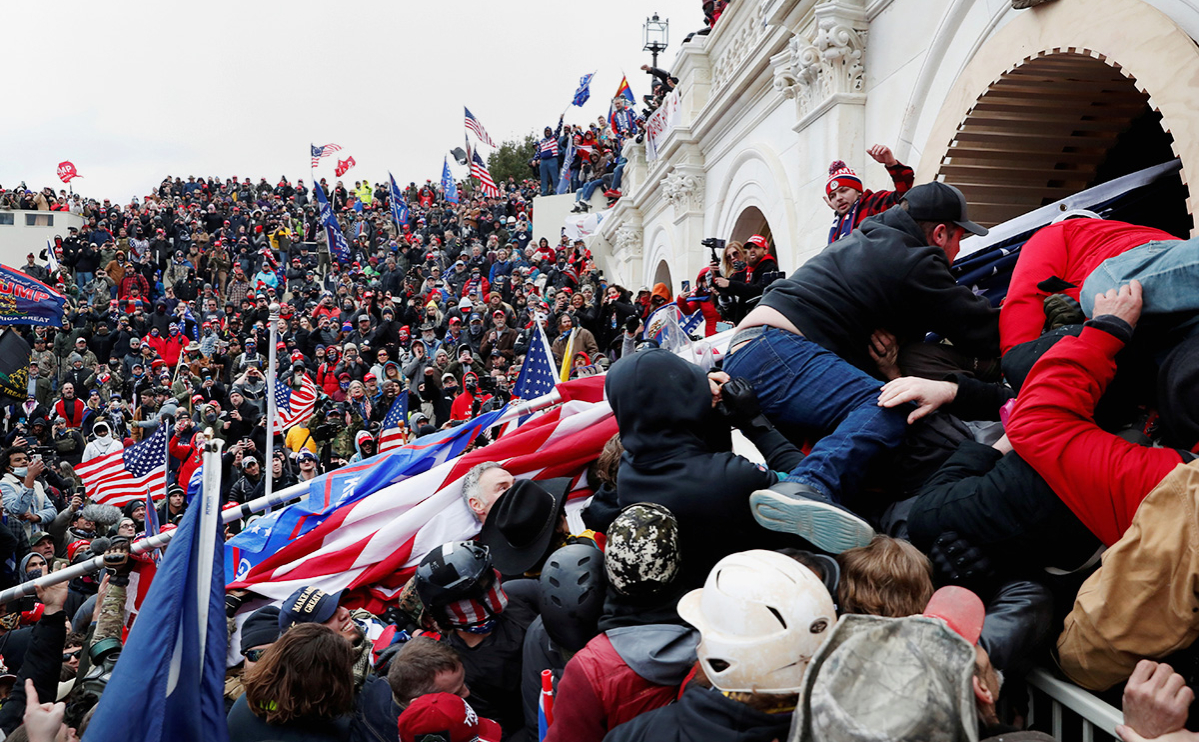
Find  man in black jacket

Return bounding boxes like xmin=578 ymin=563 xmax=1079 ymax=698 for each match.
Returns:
xmin=723 ymin=183 xmax=999 ymax=554
xmin=605 ymin=349 xmax=807 ymax=590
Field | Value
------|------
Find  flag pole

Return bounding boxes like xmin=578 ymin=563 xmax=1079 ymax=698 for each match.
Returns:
xmin=196 ymin=432 xmax=224 ymax=661
xmin=0 ymin=384 xmax=570 ymax=604
xmin=265 ymin=302 xmax=280 ymax=505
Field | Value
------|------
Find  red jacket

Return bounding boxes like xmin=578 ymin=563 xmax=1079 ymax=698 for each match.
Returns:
xmin=169 ymin=434 xmax=203 ymax=491
xmin=544 ymin=633 xmax=679 ymax=742
xmin=144 ymin=333 xmax=186 ymax=367
xmin=54 ymin=398 xmax=86 ymax=428
xmin=1007 ymin=324 xmax=1183 ymax=546
xmin=999 ymin=220 xmax=1172 ymax=354
xmin=675 ymin=294 xmax=720 ymax=337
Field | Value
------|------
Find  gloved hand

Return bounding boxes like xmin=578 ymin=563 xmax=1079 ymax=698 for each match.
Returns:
xmin=715 ymin=377 xmax=763 ymax=428
xmin=226 ymin=589 xmax=250 ymax=618
xmin=1043 ymin=293 xmax=1085 ymax=332
xmin=624 ymin=315 xmax=640 ymax=335
xmin=930 ymin=531 xmax=995 ymax=591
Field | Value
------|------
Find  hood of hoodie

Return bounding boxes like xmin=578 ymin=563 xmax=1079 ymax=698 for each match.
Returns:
xmin=606 ymin=349 xmax=729 ymax=466
xmin=354 ymin=430 xmax=374 ymax=456
xmin=607 ymin=624 xmax=700 ymax=686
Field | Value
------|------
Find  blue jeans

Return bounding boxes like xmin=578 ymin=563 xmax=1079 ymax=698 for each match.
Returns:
xmin=723 ymin=327 xmax=908 ymax=501
xmin=539 ymin=158 xmax=559 ymax=196
xmin=611 ymin=157 xmax=627 ymax=191
xmin=1081 ymin=238 xmax=1199 ymax=318
xmin=577 ymin=179 xmax=604 ymax=202
xmin=76 ymin=271 xmax=94 ymax=287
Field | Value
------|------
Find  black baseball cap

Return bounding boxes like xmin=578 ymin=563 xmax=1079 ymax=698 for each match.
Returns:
xmin=901 ymin=182 xmax=988 ymax=237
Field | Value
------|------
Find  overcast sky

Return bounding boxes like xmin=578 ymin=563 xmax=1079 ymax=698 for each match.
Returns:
xmin=3 ymin=0 xmax=699 ymax=203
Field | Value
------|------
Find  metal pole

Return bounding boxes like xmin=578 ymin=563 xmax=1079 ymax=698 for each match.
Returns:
xmin=196 ymin=435 xmax=223 ymax=662
xmin=0 ymin=385 xmax=568 ymax=604
xmin=264 ymin=302 xmax=280 ymax=505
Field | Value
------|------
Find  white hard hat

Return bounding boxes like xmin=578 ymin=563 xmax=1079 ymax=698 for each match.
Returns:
xmin=678 ymin=549 xmax=836 ymax=694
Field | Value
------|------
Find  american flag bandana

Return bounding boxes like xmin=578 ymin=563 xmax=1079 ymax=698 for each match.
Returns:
xmin=443 ymin=572 xmax=508 ymax=631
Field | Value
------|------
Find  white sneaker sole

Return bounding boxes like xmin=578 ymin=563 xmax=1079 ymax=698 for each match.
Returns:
xmin=750 ymin=488 xmax=875 ymax=553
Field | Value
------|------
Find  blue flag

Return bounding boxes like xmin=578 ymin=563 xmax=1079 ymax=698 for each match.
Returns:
xmin=86 ymin=479 xmax=229 ymax=742
xmin=0 ymin=265 xmax=65 ymax=328
xmin=442 ymin=158 xmax=459 ymax=204
xmin=389 ymin=172 xmax=409 ymax=229
xmin=226 ymin=406 xmax=506 ymax=584
xmin=313 ymin=182 xmax=351 ymax=265
xmin=556 ymin=135 xmax=575 ymax=196
xmin=572 ymin=73 xmax=594 ymax=106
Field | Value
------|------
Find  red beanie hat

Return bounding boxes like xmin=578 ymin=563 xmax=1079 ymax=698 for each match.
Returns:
xmin=826 ymin=160 xmax=863 ymax=197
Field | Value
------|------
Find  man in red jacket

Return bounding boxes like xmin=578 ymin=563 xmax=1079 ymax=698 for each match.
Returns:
xmin=1007 ymin=280 xmax=1195 ymax=546
xmin=999 ymin=217 xmax=1175 ymax=355
xmin=545 ymin=503 xmax=696 ymax=742
xmin=825 ymin=144 xmax=915 ymax=244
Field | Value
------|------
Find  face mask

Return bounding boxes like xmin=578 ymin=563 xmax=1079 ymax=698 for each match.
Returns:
xmin=465 ymin=381 xmax=477 ymax=393
xmin=12 ymin=467 xmax=27 ymax=478
xmin=0 ymin=613 xmax=19 ymax=631
xmin=25 ymin=568 xmax=42 ymax=580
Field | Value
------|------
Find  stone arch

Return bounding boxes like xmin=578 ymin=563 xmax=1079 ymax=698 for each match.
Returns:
xmin=644 ymin=224 xmax=674 ymax=290
xmin=711 ymin=145 xmax=797 ymax=269
xmin=913 ymin=0 xmax=1199 ymax=234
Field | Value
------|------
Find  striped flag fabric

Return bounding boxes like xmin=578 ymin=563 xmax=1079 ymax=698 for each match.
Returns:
xmin=77 ymin=421 xmax=170 ymax=508
xmin=226 ymin=406 xmax=509 ymax=587
xmin=273 ymin=374 xmax=318 ymax=433
xmin=496 ymin=321 xmax=559 ymax=438
xmin=470 ymin=150 xmax=502 ymax=198
xmin=464 ymin=107 xmax=496 ymax=148
xmin=378 ymin=394 xmax=410 ymax=453
xmin=227 ymin=377 xmax=612 ymax=612
xmin=310 ymin=143 xmax=342 ymax=168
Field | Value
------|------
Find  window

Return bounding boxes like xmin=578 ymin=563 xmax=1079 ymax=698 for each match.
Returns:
xmin=0 ymin=214 xmax=13 ymax=226
xmin=25 ymin=214 xmax=52 ymax=227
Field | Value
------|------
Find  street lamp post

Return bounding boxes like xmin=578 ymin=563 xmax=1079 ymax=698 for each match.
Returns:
xmin=643 ymin=12 xmax=669 ymax=70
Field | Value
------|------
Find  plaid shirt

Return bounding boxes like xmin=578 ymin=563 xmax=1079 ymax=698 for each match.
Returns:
xmin=828 ymin=162 xmax=915 ymax=244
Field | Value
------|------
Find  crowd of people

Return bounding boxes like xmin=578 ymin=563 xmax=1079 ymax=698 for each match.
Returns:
xmin=0 ymin=84 xmax=1197 ymax=742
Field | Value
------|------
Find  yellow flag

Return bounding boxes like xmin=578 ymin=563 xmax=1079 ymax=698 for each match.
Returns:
xmin=559 ymin=329 xmax=575 ymax=382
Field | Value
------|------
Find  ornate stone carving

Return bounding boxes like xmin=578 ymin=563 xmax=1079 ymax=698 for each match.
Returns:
xmin=711 ymin=0 xmax=769 ymax=93
xmin=614 ymin=225 xmax=644 ymax=258
xmin=661 ymin=171 xmax=706 ymax=212
xmin=772 ymin=7 xmax=867 ymax=117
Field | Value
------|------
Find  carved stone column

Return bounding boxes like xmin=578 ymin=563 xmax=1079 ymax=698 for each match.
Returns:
xmin=771 ymin=0 xmax=868 ymax=132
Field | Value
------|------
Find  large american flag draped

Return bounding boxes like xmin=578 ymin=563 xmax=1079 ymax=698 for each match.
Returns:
xmin=228 ymin=378 xmax=611 ymax=613
xmin=378 ymin=394 xmax=410 ymax=453
xmin=470 ymin=150 xmax=501 ymax=198
xmin=310 ymin=143 xmax=342 ymax=168
xmin=77 ymin=422 xmax=170 ymax=508
xmin=496 ymin=321 xmax=559 ymax=438
xmin=463 ymin=107 xmax=496 ymax=148
xmin=273 ymin=374 xmax=318 ymax=433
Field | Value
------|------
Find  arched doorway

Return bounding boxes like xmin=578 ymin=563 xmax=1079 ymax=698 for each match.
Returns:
xmin=935 ymin=51 xmax=1190 ymax=236
xmin=728 ymin=206 xmax=774 ymax=246
xmin=653 ymin=260 xmax=672 ymax=290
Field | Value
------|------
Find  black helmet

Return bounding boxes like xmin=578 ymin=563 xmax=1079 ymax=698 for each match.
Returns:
xmin=538 ymin=543 xmax=606 ymax=652
xmin=414 ymin=541 xmax=494 ymax=611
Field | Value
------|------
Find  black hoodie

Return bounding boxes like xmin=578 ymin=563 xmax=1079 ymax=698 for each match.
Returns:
xmin=758 ymin=206 xmax=999 ymax=373
xmin=605 ymin=683 xmax=792 ymax=742
xmin=606 ymin=349 xmax=804 ymax=590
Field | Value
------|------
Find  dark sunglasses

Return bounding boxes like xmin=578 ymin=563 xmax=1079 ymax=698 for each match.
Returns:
xmin=242 ymin=648 xmax=268 ymax=662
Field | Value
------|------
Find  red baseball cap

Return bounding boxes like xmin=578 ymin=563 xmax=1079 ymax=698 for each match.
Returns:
xmin=397 ymin=694 xmax=501 ymax=742
xmin=746 ymin=234 xmax=770 ymax=251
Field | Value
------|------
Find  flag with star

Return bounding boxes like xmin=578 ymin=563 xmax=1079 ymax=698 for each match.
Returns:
xmin=273 ymin=373 xmax=318 ymax=433
xmin=77 ymin=422 xmax=170 ymax=508
xmin=378 ymin=394 xmax=410 ymax=453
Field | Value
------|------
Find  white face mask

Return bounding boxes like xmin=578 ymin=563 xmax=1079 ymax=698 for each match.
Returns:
xmin=96 ymin=429 xmax=110 ymax=439
xmin=11 ymin=467 xmax=27 ymax=478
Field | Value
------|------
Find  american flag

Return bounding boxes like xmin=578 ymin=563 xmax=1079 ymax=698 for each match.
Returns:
xmin=497 ymin=321 xmax=558 ymax=438
xmin=77 ymin=422 xmax=169 ymax=508
xmin=464 ymin=107 xmax=495 ymax=148
xmin=273 ymin=374 xmax=319 ymax=433
xmin=310 ymin=143 xmax=342 ymax=168
xmin=470 ymin=150 xmax=501 ymax=198
xmin=228 ymin=377 xmax=612 ymax=613
xmin=378 ymin=394 xmax=410 ymax=453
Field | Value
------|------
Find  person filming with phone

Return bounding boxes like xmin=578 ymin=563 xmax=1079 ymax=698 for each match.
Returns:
xmin=0 ymin=447 xmax=58 ymax=540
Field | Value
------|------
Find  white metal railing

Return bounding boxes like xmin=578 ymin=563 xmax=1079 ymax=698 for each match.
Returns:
xmin=1026 ymin=668 xmax=1123 ymax=742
